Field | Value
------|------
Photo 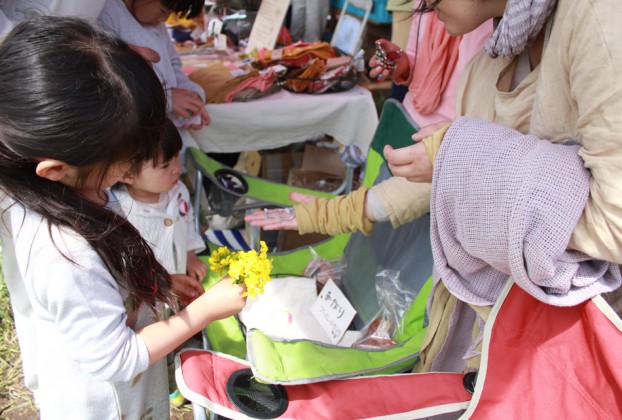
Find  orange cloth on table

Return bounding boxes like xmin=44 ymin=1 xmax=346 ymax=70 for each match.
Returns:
xmin=189 ymin=62 xmax=235 ymax=101
xmin=284 ymin=59 xmax=325 ymax=93
xmin=410 ymin=13 xmax=462 ymax=115
xmin=258 ymin=41 xmax=335 ymax=65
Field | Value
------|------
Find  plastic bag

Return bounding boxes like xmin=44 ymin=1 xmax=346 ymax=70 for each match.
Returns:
xmin=353 ymin=269 xmax=414 ymax=350
xmin=303 ymin=247 xmax=347 ymax=293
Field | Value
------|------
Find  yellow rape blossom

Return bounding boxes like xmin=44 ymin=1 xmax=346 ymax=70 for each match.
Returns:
xmin=208 ymin=241 xmax=273 ymax=298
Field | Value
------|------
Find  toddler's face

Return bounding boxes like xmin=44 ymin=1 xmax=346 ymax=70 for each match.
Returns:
xmin=131 ymin=154 xmax=182 ymax=195
xmin=131 ymin=0 xmax=173 ymax=26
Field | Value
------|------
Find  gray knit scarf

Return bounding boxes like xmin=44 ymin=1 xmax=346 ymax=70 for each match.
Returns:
xmin=484 ymin=0 xmax=558 ymax=58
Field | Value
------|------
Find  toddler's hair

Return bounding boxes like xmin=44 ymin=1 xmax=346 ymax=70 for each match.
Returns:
xmin=161 ymin=119 xmax=184 ymax=164
xmin=0 ymin=16 xmax=178 ymax=313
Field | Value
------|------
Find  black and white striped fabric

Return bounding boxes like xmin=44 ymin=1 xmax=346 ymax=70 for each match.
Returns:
xmin=203 ymin=229 xmax=251 ymax=251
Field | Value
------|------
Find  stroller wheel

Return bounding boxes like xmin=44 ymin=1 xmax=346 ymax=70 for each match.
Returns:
xmin=463 ymin=371 xmax=478 ymax=394
xmin=214 ymin=169 xmax=249 ymax=194
xmin=225 ymin=368 xmax=288 ymax=419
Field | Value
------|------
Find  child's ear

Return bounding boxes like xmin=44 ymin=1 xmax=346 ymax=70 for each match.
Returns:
xmin=119 ymin=170 xmax=136 ymax=185
xmin=35 ymin=159 xmax=75 ymax=182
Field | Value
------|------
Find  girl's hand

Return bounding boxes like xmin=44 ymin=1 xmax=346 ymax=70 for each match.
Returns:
xmin=198 ymin=104 xmax=210 ymax=127
xmin=244 ymin=191 xmax=315 ymax=231
xmin=171 ymin=273 xmax=205 ymax=305
xmin=384 ymin=142 xmax=434 ymax=183
xmin=206 ymin=276 xmax=247 ymax=319
xmin=186 ymin=252 xmax=207 ymax=282
xmin=171 ymin=88 xmax=208 ymax=129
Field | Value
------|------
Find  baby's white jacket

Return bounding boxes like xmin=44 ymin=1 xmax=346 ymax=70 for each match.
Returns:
xmin=113 ymin=181 xmax=206 ymax=274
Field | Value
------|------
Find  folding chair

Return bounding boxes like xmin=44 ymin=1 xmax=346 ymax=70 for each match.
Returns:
xmin=331 ymin=0 xmax=373 ymax=56
xmin=186 ymin=142 xmax=364 ymax=235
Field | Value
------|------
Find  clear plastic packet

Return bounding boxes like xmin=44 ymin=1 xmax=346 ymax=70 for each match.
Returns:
xmin=303 ymin=247 xmax=347 ymax=293
xmin=353 ymin=269 xmax=414 ymax=350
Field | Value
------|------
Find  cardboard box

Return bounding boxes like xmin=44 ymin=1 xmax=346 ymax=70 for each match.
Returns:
xmin=277 ymin=230 xmax=332 ymax=252
xmin=260 ymin=151 xmax=303 ymax=184
xmin=300 ymin=144 xmax=345 ymax=177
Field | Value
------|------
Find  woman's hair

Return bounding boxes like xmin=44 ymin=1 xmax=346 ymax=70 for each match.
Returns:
xmin=413 ymin=0 xmax=442 ymax=13
xmin=161 ymin=119 xmax=184 ymax=163
xmin=0 ymin=16 xmax=178 ymax=313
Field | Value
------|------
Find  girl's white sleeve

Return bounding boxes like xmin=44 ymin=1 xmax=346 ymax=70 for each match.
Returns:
xmin=163 ymin=24 xmax=206 ymax=101
xmin=24 ymin=222 xmax=150 ymax=383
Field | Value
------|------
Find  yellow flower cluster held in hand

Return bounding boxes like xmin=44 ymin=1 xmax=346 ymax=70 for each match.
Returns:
xmin=208 ymin=241 xmax=273 ymax=298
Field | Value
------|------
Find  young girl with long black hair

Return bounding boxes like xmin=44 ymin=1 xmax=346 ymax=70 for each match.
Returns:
xmin=0 ymin=16 xmax=245 ymax=419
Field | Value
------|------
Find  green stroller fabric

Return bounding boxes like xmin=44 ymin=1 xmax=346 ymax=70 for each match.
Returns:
xmin=200 ymin=236 xmax=349 ymax=359
xmin=246 ymin=278 xmax=432 ymax=384
xmin=238 ymin=99 xmax=435 ymax=384
xmin=194 ymin=98 xmax=414 ymax=358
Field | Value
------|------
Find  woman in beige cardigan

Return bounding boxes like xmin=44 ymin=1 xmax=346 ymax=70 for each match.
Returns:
xmin=247 ymin=0 xmax=622 ymax=371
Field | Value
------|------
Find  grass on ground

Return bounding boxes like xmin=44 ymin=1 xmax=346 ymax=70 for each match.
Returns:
xmin=0 ymin=255 xmax=37 ymax=418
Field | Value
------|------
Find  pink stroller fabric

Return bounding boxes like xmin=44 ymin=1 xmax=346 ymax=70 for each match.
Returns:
xmin=176 ymin=280 xmax=622 ymax=419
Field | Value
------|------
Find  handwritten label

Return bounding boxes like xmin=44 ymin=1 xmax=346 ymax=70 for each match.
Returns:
xmin=310 ymin=279 xmax=356 ymax=345
xmin=246 ymin=0 xmax=290 ymax=52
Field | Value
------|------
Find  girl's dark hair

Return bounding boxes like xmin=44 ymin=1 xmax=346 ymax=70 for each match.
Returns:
xmin=161 ymin=119 xmax=184 ymax=163
xmin=161 ymin=0 xmax=205 ymax=19
xmin=0 ymin=16 xmax=178 ymax=313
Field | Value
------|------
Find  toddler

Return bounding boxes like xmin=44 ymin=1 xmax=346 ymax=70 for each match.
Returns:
xmin=113 ymin=119 xmax=207 ymax=304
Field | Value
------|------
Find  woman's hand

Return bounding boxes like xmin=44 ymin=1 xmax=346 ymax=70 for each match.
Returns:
xmin=171 ymin=88 xmax=210 ymax=129
xmin=244 ymin=191 xmax=315 ymax=231
xmin=369 ymin=38 xmax=408 ymax=81
xmin=411 ymin=120 xmax=451 ymax=142
xmin=384 ymin=142 xmax=433 ymax=183
xmin=170 ymin=273 xmax=205 ymax=305
xmin=384 ymin=121 xmax=452 ymax=183
xmin=186 ymin=251 xmax=207 ymax=282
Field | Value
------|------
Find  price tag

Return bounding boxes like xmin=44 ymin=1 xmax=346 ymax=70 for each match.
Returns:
xmin=310 ymin=279 xmax=356 ymax=345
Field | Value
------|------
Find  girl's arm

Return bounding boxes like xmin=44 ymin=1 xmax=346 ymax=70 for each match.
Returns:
xmin=138 ymin=277 xmax=246 ymax=365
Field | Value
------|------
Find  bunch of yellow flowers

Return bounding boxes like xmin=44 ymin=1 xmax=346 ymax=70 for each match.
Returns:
xmin=208 ymin=241 xmax=273 ymax=298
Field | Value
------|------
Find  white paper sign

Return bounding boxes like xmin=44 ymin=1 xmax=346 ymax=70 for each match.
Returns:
xmin=310 ymin=279 xmax=357 ymax=344
xmin=246 ymin=0 xmax=290 ymax=52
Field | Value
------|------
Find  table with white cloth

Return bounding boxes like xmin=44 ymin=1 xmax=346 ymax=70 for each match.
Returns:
xmin=187 ymin=85 xmax=379 ymax=155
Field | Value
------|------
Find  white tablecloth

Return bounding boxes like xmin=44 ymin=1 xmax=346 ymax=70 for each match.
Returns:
xmin=188 ymin=85 xmax=379 ymax=154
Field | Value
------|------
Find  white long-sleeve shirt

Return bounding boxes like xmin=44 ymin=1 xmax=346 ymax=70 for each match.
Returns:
xmin=97 ymin=0 xmax=205 ymax=113
xmin=1 ymin=0 xmax=106 ymax=39
xmin=0 ymin=196 xmax=169 ymax=419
